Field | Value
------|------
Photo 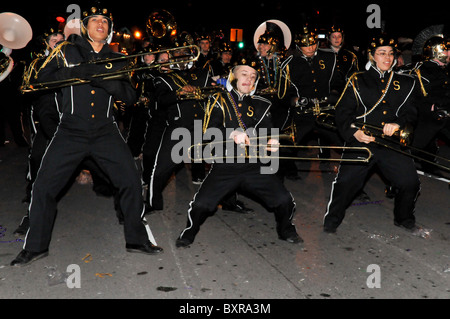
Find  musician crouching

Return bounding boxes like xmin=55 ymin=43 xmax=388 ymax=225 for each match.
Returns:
xmin=176 ymin=62 xmax=302 ymax=248
xmin=11 ymin=4 xmax=163 ymax=267
xmin=323 ymin=36 xmax=421 ymax=234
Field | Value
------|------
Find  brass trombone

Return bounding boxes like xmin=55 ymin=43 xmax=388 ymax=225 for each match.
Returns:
xmin=350 ymin=122 xmax=450 ymax=172
xmin=351 ymin=122 xmax=413 ymax=146
xmin=188 ymin=135 xmax=373 ymax=162
xmin=177 ymin=85 xmax=225 ymax=100
xmin=20 ymin=44 xmax=200 ymax=93
xmin=316 ymin=113 xmax=450 ymax=172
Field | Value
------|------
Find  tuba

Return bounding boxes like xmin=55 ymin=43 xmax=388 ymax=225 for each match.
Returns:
xmin=146 ymin=10 xmax=177 ymax=45
xmin=0 ymin=12 xmax=32 ymax=82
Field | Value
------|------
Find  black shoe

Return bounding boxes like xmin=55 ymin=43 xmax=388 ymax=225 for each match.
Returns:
xmin=10 ymin=249 xmax=49 ymax=267
xmin=279 ymin=232 xmax=304 ymax=244
xmin=126 ymin=241 xmax=163 ymax=255
xmin=394 ymin=220 xmax=416 ymax=231
xmin=13 ymin=216 xmax=29 ymax=236
xmin=323 ymin=225 xmax=337 ymax=234
xmin=175 ymin=237 xmax=193 ymax=248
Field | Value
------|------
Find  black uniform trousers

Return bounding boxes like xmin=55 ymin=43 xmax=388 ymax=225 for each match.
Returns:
xmin=24 ymin=118 xmax=148 ymax=252
xmin=148 ymin=124 xmax=180 ymax=210
xmin=148 ymin=121 xmax=204 ymax=210
xmin=179 ymin=163 xmax=297 ymax=242
xmin=323 ymin=144 xmax=420 ymax=230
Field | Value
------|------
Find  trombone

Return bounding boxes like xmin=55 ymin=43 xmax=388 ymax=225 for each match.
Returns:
xmin=316 ymin=113 xmax=450 ymax=172
xmin=350 ymin=122 xmax=450 ymax=172
xmin=188 ymin=134 xmax=373 ymax=162
xmin=20 ymin=44 xmax=200 ymax=93
xmin=177 ymin=85 xmax=225 ymax=100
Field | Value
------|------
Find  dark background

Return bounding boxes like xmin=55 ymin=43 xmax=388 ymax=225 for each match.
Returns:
xmin=2 ymin=0 xmax=449 ymax=56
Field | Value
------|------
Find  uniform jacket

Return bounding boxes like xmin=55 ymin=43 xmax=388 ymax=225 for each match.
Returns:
xmin=153 ymin=67 xmax=212 ymax=130
xmin=289 ymin=49 xmax=344 ymax=102
xmin=335 ymin=65 xmax=418 ymax=143
xmin=37 ymin=35 xmax=136 ymax=131
xmin=412 ymin=60 xmax=450 ymax=113
xmin=322 ymin=46 xmax=359 ymax=80
xmin=204 ymin=88 xmax=273 ymax=164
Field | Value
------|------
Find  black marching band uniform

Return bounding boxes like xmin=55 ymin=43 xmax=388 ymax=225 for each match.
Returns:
xmin=125 ymin=43 xmax=165 ymax=206
xmin=253 ymin=21 xmax=297 ymax=180
xmin=409 ymin=34 xmax=450 ymax=172
xmin=148 ymin=34 xmax=213 ymax=211
xmin=323 ymin=36 xmax=421 ymax=233
xmin=289 ymin=26 xmax=345 ymax=156
xmin=11 ymin=5 xmax=162 ymax=266
xmin=324 ymin=26 xmax=360 ymax=81
xmin=176 ymin=63 xmax=302 ymax=247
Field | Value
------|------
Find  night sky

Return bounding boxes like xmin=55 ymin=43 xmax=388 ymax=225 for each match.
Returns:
xmin=2 ymin=0 xmax=449 ymax=55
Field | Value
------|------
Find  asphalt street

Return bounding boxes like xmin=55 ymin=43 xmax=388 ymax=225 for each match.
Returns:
xmin=0 ymin=136 xmax=449 ymax=302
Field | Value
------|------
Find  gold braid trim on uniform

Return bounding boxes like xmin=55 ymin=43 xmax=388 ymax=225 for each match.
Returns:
xmin=413 ymin=67 xmax=428 ymax=97
xmin=22 ymin=57 xmax=41 ymax=86
xmin=356 ymin=70 xmax=394 ymax=119
xmin=203 ymin=92 xmax=234 ymax=133
xmin=169 ymin=72 xmax=189 ymax=89
xmin=277 ymin=64 xmax=290 ymax=99
xmin=203 ymin=93 xmax=222 ymax=133
xmin=334 ymin=71 xmax=364 ymax=109
xmin=36 ymin=41 xmax=71 ymax=77
xmin=21 ymin=41 xmax=71 ymax=91
xmin=348 ymin=50 xmax=359 ymax=71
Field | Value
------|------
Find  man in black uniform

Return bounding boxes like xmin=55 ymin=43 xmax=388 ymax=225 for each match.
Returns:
xmin=176 ymin=63 xmax=302 ymax=247
xmin=288 ymin=26 xmax=344 ymax=158
xmin=325 ymin=26 xmax=359 ymax=80
xmin=13 ymin=29 xmax=65 ymax=235
xmin=125 ymin=44 xmax=164 ymax=214
xmin=211 ymin=41 xmax=234 ymax=80
xmin=11 ymin=4 xmax=162 ymax=266
xmin=254 ymin=21 xmax=292 ymax=135
xmin=409 ymin=34 xmax=450 ymax=173
xmin=253 ymin=21 xmax=297 ymax=180
xmin=195 ymin=34 xmax=215 ymax=74
xmin=323 ymin=36 xmax=421 ymax=233
xmin=148 ymin=34 xmax=212 ymax=211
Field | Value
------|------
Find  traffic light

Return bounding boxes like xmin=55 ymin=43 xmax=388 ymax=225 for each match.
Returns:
xmin=238 ymin=41 xmax=244 ymax=49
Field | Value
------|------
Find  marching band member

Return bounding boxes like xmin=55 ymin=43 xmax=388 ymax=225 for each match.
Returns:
xmin=409 ymin=30 xmax=450 ymax=174
xmin=195 ymin=33 xmax=215 ymax=73
xmin=325 ymin=26 xmax=359 ymax=80
xmin=176 ymin=62 xmax=302 ymax=248
xmin=323 ymin=36 xmax=421 ymax=234
xmin=253 ymin=20 xmax=298 ymax=181
xmin=211 ymin=41 xmax=234 ymax=79
xmin=148 ymin=32 xmax=213 ymax=212
xmin=288 ymin=25 xmax=345 ymax=160
xmin=11 ymin=3 xmax=163 ymax=267
xmin=13 ymin=28 xmax=65 ymax=235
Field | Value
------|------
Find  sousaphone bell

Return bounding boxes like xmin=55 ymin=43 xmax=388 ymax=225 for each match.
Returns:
xmin=0 ymin=12 xmax=32 ymax=82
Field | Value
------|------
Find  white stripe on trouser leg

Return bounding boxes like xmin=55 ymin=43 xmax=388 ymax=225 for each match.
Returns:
xmin=149 ymin=127 xmax=167 ymax=207
xmin=142 ymin=217 xmax=157 ymax=246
